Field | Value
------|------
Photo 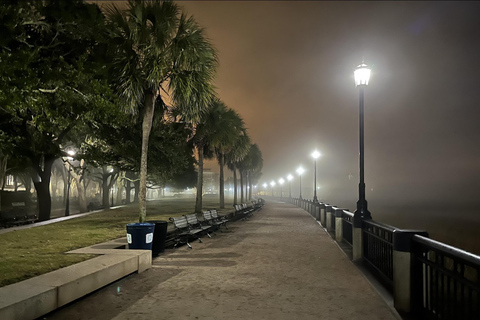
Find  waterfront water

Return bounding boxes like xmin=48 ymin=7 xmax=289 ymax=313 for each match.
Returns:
xmin=337 ymin=199 xmax=480 ymax=256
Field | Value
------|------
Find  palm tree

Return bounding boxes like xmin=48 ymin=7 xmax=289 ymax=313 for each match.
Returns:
xmin=106 ymin=0 xmax=217 ymax=222
xmin=214 ymin=109 xmax=246 ymax=209
xmin=226 ymin=134 xmax=251 ymax=205
xmin=192 ymin=100 xmax=242 ymax=211
xmin=237 ymin=143 xmax=263 ymax=202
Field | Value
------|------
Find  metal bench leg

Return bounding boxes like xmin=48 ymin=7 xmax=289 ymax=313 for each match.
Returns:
xmin=206 ymin=232 xmax=212 ymax=238
xmin=198 ymin=238 xmax=203 ymax=243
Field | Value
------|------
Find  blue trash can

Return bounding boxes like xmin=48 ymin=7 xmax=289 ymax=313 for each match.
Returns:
xmin=126 ymin=223 xmax=155 ymax=250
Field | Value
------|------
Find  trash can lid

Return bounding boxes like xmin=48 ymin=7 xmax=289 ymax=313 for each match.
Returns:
xmin=126 ymin=222 xmax=155 ymax=227
xmin=146 ymin=220 xmax=168 ymax=224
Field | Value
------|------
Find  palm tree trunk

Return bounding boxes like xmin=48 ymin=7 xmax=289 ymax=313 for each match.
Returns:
xmin=195 ymin=145 xmax=204 ymax=213
xmin=219 ymin=153 xmax=225 ymax=209
xmin=248 ymin=171 xmax=252 ymax=200
xmin=139 ymin=92 xmax=156 ymax=222
xmin=240 ymin=169 xmax=244 ymax=203
xmin=233 ymin=164 xmax=237 ymax=205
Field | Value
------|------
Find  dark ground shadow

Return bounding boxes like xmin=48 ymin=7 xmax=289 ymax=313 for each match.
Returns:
xmin=39 ymin=267 xmax=183 ymax=320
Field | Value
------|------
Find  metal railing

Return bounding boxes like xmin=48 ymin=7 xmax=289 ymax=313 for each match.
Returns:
xmin=341 ymin=210 xmax=353 ymax=246
xmin=411 ymin=235 xmax=480 ymax=320
xmin=362 ymin=219 xmax=394 ymax=290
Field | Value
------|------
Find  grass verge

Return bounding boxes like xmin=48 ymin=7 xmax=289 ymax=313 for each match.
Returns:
xmin=0 ymin=197 xmax=234 ymax=287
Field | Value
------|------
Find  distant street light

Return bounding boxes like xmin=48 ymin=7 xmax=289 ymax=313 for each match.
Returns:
xmin=296 ymin=167 xmax=305 ymax=199
xmin=278 ymin=178 xmax=285 ymax=198
xmin=65 ymin=150 xmax=75 ymax=217
xmin=270 ymin=181 xmax=276 ymax=197
xmin=353 ymin=62 xmax=372 ymax=224
xmin=311 ymin=150 xmax=321 ymax=203
xmin=287 ymin=174 xmax=293 ymax=198
xmin=262 ymin=183 xmax=268 ymax=196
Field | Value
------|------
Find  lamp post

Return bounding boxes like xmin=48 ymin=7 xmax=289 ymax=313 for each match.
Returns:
xmin=287 ymin=174 xmax=293 ymax=198
xmin=270 ymin=181 xmax=276 ymax=197
xmin=65 ymin=150 xmax=75 ymax=217
xmin=278 ymin=178 xmax=285 ymax=198
xmin=262 ymin=183 xmax=268 ymax=196
xmin=354 ymin=62 xmax=372 ymax=223
xmin=296 ymin=167 xmax=304 ymax=199
xmin=311 ymin=150 xmax=321 ymax=203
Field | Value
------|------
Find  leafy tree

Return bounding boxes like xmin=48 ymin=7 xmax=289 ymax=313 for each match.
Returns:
xmin=105 ymin=0 xmax=217 ymax=222
xmin=0 ymin=0 xmax=120 ymax=221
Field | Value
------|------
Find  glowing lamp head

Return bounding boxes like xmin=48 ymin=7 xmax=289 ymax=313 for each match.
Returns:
xmin=270 ymin=181 xmax=276 ymax=187
xmin=296 ymin=167 xmax=305 ymax=176
xmin=354 ymin=63 xmax=371 ymax=87
xmin=311 ymin=150 xmax=321 ymax=159
xmin=66 ymin=149 xmax=75 ymax=160
xmin=279 ymin=178 xmax=285 ymax=185
xmin=263 ymin=183 xmax=268 ymax=188
xmin=287 ymin=174 xmax=293 ymax=181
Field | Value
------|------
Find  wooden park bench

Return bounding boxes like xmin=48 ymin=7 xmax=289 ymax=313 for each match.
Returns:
xmin=234 ymin=203 xmax=254 ymax=220
xmin=169 ymin=214 xmax=213 ymax=249
xmin=211 ymin=209 xmax=229 ymax=227
xmin=203 ymin=210 xmax=228 ymax=230
xmin=0 ymin=202 xmax=37 ymax=228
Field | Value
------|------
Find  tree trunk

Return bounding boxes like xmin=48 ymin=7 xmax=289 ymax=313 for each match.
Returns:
xmin=233 ymin=164 xmax=237 ymax=205
xmin=116 ymin=171 xmax=124 ymax=205
xmin=195 ymin=145 xmax=204 ymax=213
xmin=138 ymin=92 xmax=156 ymax=222
xmin=102 ymin=167 xmax=110 ymax=209
xmin=240 ymin=169 xmax=244 ymax=203
xmin=125 ymin=171 xmax=136 ymax=204
xmin=125 ymin=179 xmax=131 ymax=204
xmin=70 ymin=160 xmax=87 ymax=213
xmin=134 ymin=180 xmax=140 ymax=203
xmin=32 ymin=155 xmax=54 ymax=221
xmin=219 ymin=153 xmax=225 ymax=209
xmin=61 ymin=165 xmax=67 ymax=204
xmin=248 ymin=172 xmax=252 ymax=200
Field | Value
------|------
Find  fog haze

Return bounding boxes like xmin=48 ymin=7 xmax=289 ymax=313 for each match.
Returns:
xmin=176 ymin=1 xmax=480 ymax=209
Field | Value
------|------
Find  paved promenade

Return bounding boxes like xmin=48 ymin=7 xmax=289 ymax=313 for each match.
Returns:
xmin=45 ymin=201 xmax=399 ymax=320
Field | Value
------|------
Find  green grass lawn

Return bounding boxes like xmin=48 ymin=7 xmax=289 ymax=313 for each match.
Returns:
xmin=0 ymin=197 xmax=234 ymax=287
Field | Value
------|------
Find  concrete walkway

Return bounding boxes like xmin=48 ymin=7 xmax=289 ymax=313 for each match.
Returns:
xmin=44 ymin=201 xmax=400 ymax=320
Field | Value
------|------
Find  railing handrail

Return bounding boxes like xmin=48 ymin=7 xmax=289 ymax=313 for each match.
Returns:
xmin=413 ymin=234 xmax=480 ymax=266
xmin=342 ymin=210 xmax=354 ymax=218
xmin=362 ymin=218 xmax=396 ymax=232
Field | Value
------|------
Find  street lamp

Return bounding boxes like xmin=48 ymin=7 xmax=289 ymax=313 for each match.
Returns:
xmin=270 ymin=181 xmax=276 ymax=197
xmin=278 ymin=178 xmax=285 ymax=198
xmin=311 ymin=150 xmax=321 ymax=203
xmin=296 ymin=167 xmax=304 ymax=199
xmin=262 ymin=183 xmax=268 ymax=196
xmin=353 ymin=62 xmax=372 ymax=223
xmin=287 ymin=174 xmax=293 ymax=198
xmin=65 ymin=150 xmax=75 ymax=217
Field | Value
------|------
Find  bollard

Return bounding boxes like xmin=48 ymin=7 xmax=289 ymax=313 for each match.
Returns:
xmin=315 ymin=203 xmax=320 ymax=220
xmin=334 ymin=208 xmax=347 ymax=243
xmin=319 ymin=203 xmax=326 ymax=226
xmin=392 ymin=229 xmax=428 ymax=314
xmin=352 ymin=214 xmax=363 ymax=261
xmin=325 ymin=205 xmax=334 ymax=232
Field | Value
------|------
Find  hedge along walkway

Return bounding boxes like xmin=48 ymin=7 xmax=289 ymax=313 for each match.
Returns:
xmin=0 ymin=198 xmax=234 ymax=287
xmin=45 ymin=201 xmax=399 ymax=320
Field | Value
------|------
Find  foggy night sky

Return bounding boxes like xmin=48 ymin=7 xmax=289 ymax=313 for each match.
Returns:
xmin=102 ymin=1 xmax=480 ymax=208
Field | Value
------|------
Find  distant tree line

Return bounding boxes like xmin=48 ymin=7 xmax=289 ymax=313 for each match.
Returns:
xmin=0 ymin=0 xmax=263 ymax=221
